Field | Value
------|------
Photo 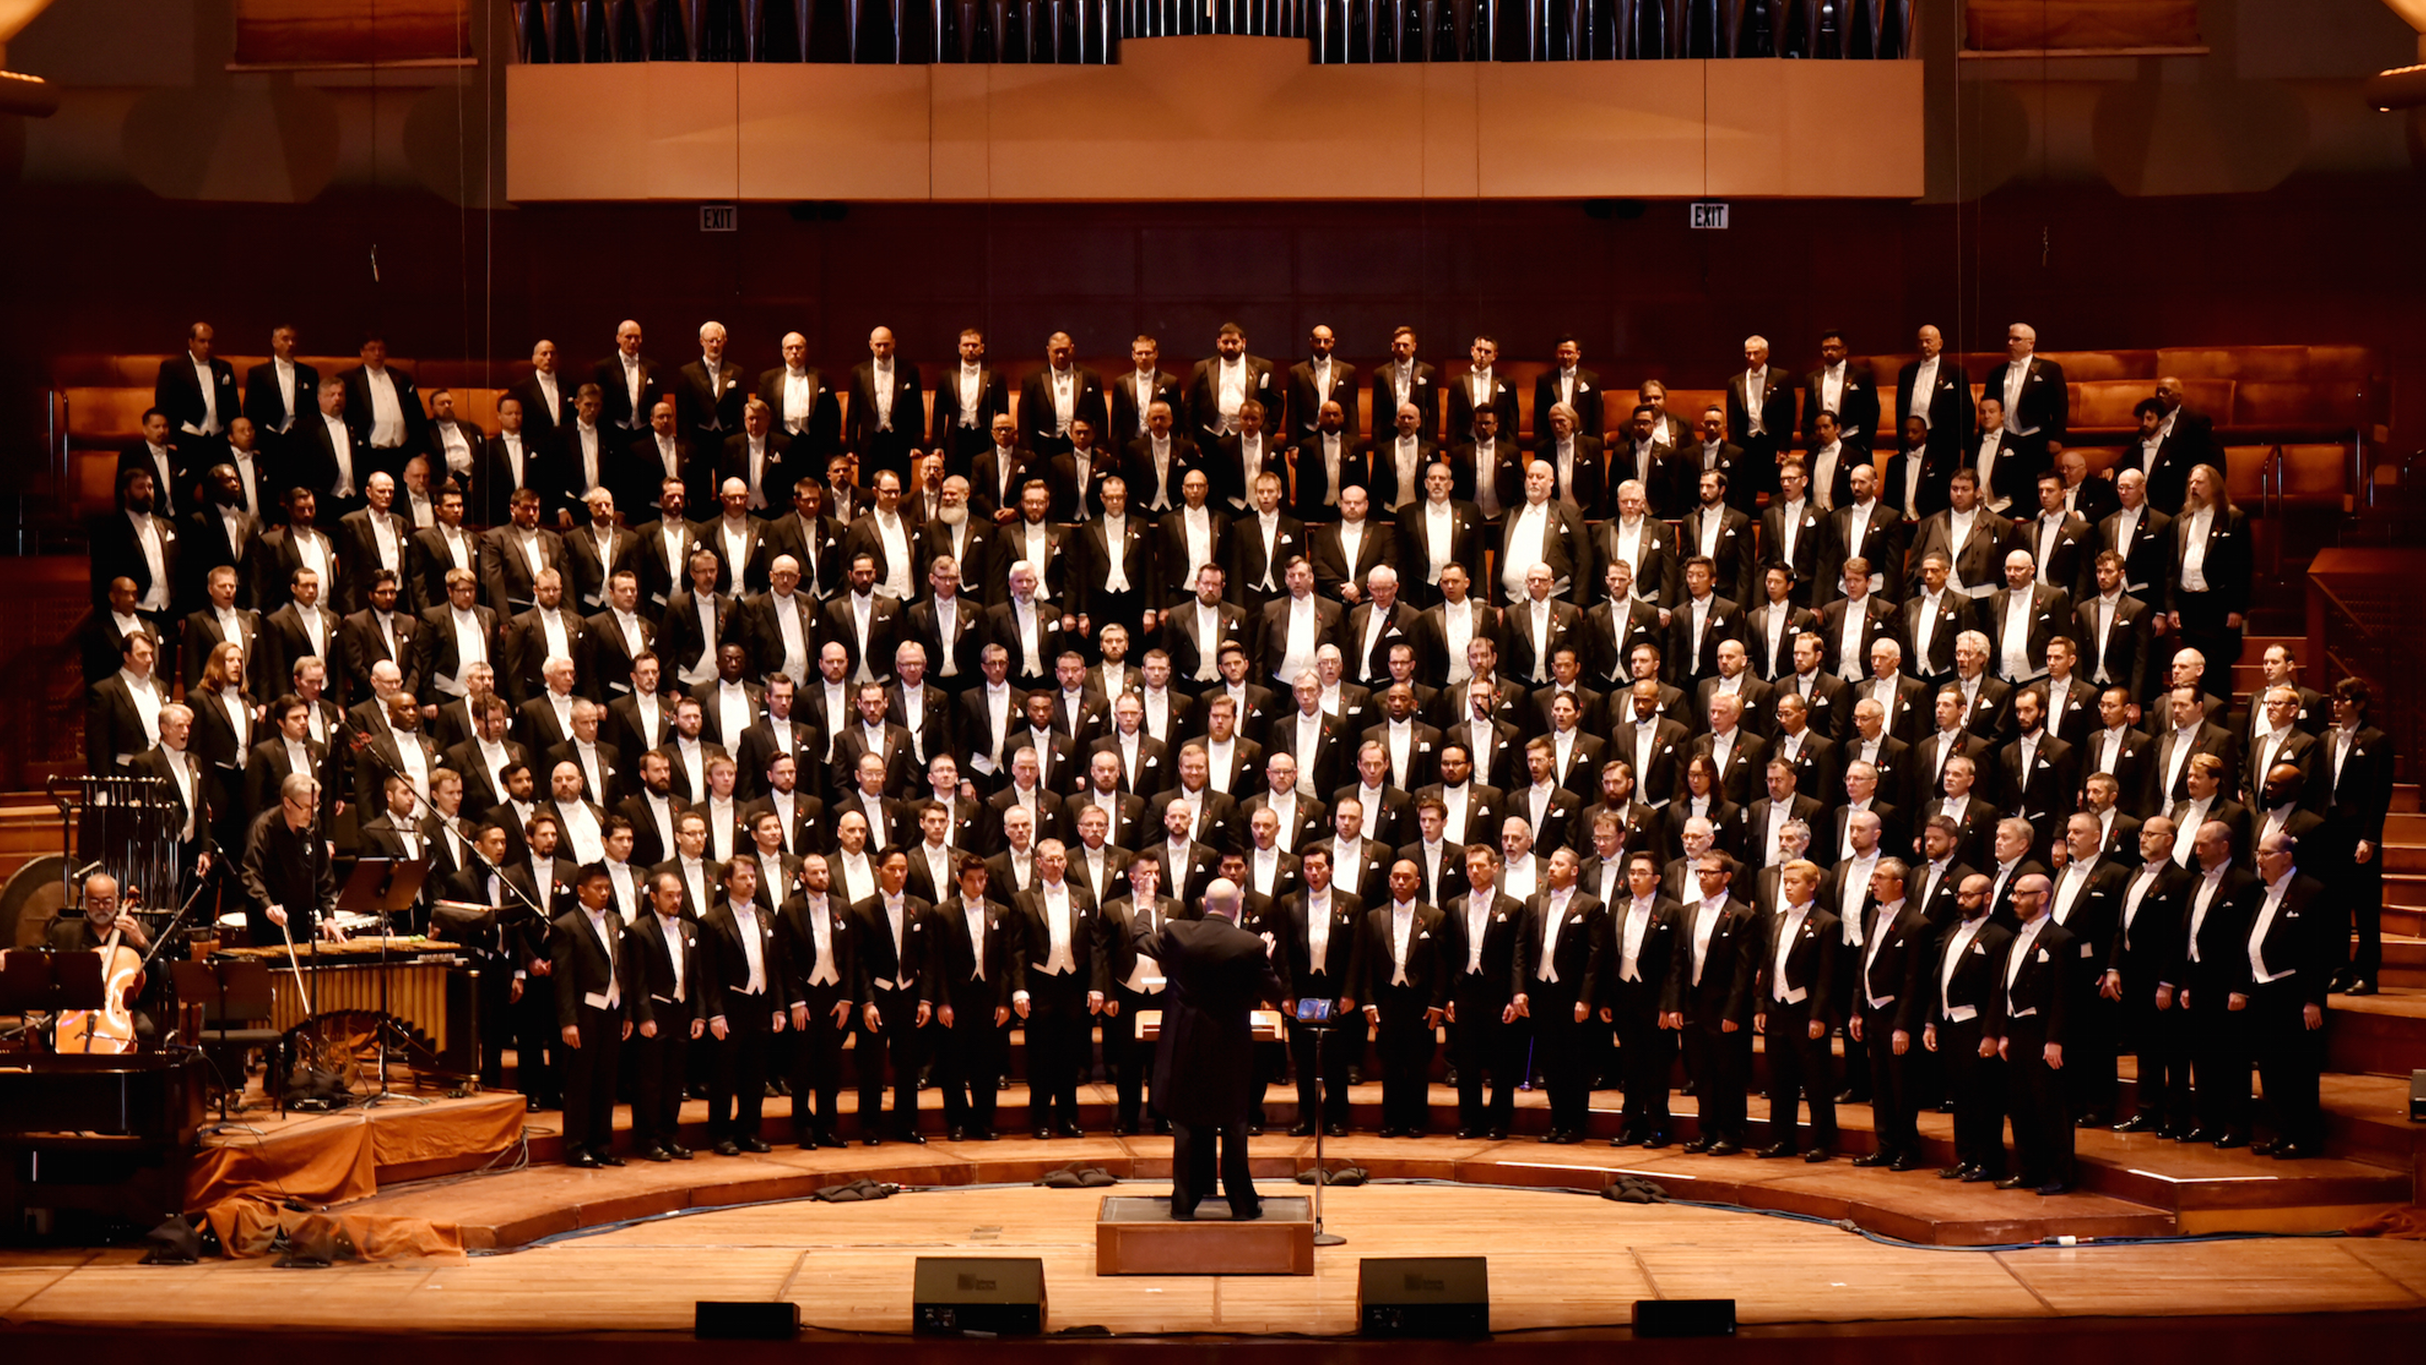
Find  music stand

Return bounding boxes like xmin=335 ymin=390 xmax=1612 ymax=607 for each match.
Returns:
xmin=1294 ymin=999 xmax=1347 ymax=1247
xmin=339 ymin=858 xmax=430 ymax=1107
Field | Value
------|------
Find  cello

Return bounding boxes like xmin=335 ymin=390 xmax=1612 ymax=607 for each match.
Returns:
xmin=55 ymin=887 xmax=146 ymax=1053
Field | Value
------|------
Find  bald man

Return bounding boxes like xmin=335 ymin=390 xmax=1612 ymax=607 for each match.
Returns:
xmin=847 ymin=326 xmax=923 ymax=481
xmin=593 ymin=319 xmax=668 ymax=436
xmin=759 ymin=331 xmax=836 ymax=453
xmin=1143 ymin=878 xmax=1287 ymax=1219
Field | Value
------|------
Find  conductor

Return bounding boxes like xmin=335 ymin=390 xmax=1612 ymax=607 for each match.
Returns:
xmin=1141 ymin=877 xmax=1286 ymax=1221
xmin=241 ymin=772 xmax=338 ymax=944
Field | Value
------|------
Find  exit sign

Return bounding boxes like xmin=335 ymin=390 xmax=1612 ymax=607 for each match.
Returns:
xmin=700 ymin=204 xmax=737 ymax=232
xmin=1689 ymin=201 xmax=1729 ymax=230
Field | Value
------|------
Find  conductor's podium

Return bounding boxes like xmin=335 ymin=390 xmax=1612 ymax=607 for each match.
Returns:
xmin=1095 ymin=1195 xmax=1316 ymax=1275
xmin=1109 ymin=1008 xmax=1306 ymax=1273
xmin=1130 ymin=1009 xmax=1288 ymax=1041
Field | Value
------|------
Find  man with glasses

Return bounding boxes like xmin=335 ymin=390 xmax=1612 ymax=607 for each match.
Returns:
xmin=242 ymin=772 xmax=338 ymax=945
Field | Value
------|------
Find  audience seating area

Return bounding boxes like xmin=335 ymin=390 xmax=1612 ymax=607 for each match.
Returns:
xmin=47 ymin=342 xmax=2382 ymax=516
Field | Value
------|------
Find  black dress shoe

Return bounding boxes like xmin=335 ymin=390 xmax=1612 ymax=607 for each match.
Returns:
xmin=1059 ymin=1125 xmax=1083 ymax=1139
xmin=2212 ymin=1130 xmax=2249 ymax=1149
xmin=2034 ymin=1182 xmax=2070 ymax=1197
xmin=1169 ymin=1208 xmax=1196 ymax=1221
xmin=2158 ymin=1125 xmax=2193 ymax=1142
xmin=978 ymin=1128 xmax=999 ymax=1141
xmin=1113 ymin=1124 xmax=1136 ymax=1137
xmin=1681 ymin=1138 xmax=1714 ymax=1154
xmin=2113 ymin=1114 xmax=2164 ymax=1134
xmin=1231 ymin=1203 xmax=1264 ymax=1222
xmin=1851 ymin=1151 xmax=1892 ymax=1168
xmin=1938 ymin=1164 xmax=1970 ymax=1180
xmin=639 ymin=1145 xmax=673 ymax=1162
xmin=947 ymin=1126 xmax=967 ymax=1142
xmin=1458 ymin=1127 xmax=1482 ymax=1140
xmin=1535 ymin=1130 xmax=1561 ymax=1144
xmin=1833 ymin=1088 xmax=1861 ymax=1104
xmin=1889 ymin=1153 xmax=1924 ymax=1172
xmin=1035 ymin=1128 xmax=1054 ymax=1141
xmin=564 ymin=1149 xmax=601 ymax=1169
xmin=740 ymin=1137 xmax=772 ymax=1154
xmin=668 ymin=1143 xmax=694 ymax=1160
xmin=1755 ymin=1142 xmax=1798 ymax=1159
xmin=1607 ymin=1133 xmax=1635 ymax=1148
xmin=1488 ymin=1126 xmax=1511 ymax=1141
xmin=1639 ymin=1135 xmax=1669 ymax=1150
xmin=713 ymin=1140 xmax=742 ymax=1157
xmin=1705 ymin=1141 xmax=1743 ymax=1157
xmin=1247 ymin=1124 xmax=1264 ymax=1137
xmin=2270 ymin=1143 xmax=2316 ymax=1160
xmin=598 ymin=1153 xmax=627 ymax=1167
xmin=1995 ymin=1175 xmax=2030 ymax=1190
xmin=1803 ymin=1148 xmax=1833 ymax=1163
xmin=1961 ymin=1167 xmax=1997 ymax=1183
xmin=896 ymin=1131 xmax=926 ymax=1145
xmin=2074 ymin=1109 xmax=2111 ymax=1129
xmin=1323 ymin=1123 xmax=1347 ymax=1138
xmin=2344 ymin=978 xmax=2378 ymax=996
xmin=862 ymin=1133 xmax=884 ymax=1147
xmin=1154 ymin=1120 xmax=1173 ymax=1135
xmin=1288 ymin=1123 xmax=1315 ymax=1137
xmin=2180 ymin=1127 xmax=2219 ymax=1144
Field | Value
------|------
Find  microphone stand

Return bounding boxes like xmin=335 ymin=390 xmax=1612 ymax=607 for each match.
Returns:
xmin=1306 ymin=1010 xmax=1346 ymax=1247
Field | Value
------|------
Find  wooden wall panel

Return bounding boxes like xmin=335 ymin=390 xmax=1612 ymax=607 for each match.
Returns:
xmin=506 ymin=41 xmax=1926 ymax=203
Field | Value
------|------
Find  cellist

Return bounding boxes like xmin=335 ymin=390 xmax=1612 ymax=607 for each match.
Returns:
xmin=49 ymin=871 xmax=152 ymax=1046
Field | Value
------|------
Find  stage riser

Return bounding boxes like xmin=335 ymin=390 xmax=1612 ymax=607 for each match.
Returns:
xmin=424 ymin=1146 xmax=2183 ymax=1251
xmin=482 ymin=1042 xmax=2416 ymax=1202
xmin=484 ymin=1083 xmax=2407 ymax=1223
xmin=2327 ymin=1007 xmax=2426 ymax=1076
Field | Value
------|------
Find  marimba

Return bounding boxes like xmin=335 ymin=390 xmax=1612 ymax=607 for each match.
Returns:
xmin=214 ymin=937 xmax=476 ymax=1066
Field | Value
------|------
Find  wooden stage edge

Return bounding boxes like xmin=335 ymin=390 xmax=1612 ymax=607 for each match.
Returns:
xmin=6 ymin=1182 xmax=2426 ymax=1351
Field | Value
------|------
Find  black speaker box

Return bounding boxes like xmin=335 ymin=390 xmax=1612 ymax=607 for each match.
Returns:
xmin=913 ymin=1256 xmax=1047 ymax=1335
xmin=1358 ymin=1256 xmax=1489 ymax=1337
xmin=1634 ymin=1297 xmax=1737 ymax=1337
xmin=695 ymin=1301 xmax=799 ymax=1339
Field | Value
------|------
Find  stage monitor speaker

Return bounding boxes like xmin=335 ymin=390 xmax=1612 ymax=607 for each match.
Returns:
xmin=695 ymin=1301 xmax=799 ymax=1339
xmin=1633 ymin=1298 xmax=1738 ymax=1337
xmin=1358 ymin=1256 xmax=1489 ymax=1337
xmin=913 ymin=1256 xmax=1047 ymax=1335
xmin=2410 ymin=1070 xmax=2425 ymax=1122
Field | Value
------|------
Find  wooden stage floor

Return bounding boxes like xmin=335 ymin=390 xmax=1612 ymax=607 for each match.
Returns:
xmin=8 ymin=1181 xmax=2426 ymax=1337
